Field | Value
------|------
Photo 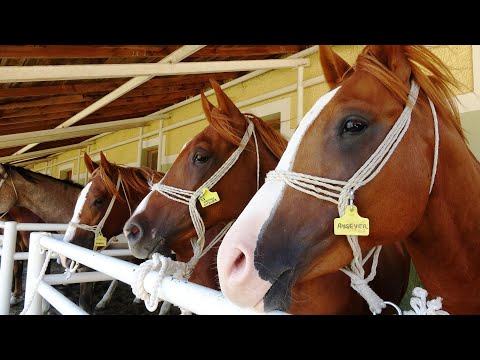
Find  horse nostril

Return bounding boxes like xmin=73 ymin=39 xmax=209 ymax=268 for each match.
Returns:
xmin=232 ymin=251 xmax=247 ymax=277
xmin=125 ymin=221 xmax=143 ymax=243
xmin=130 ymin=225 xmax=140 ymax=235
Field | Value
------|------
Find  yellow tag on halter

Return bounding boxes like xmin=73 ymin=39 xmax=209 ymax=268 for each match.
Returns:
xmin=94 ymin=234 xmax=107 ymax=247
xmin=198 ymin=187 xmax=220 ymax=208
xmin=334 ymin=205 xmax=370 ymax=236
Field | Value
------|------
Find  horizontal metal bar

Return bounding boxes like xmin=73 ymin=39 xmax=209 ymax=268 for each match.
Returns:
xmin=38 ymin=235 xmax=287 ymax=315
xmin=37 ymin=281 xmax=88 ymax=315
xmin=16 ymin=223 xmax=69 ymax=231
xmin=43 ymin=271 xmax=114 ymax=285
xmin=0 ymin=59 xmax=310 ymax=83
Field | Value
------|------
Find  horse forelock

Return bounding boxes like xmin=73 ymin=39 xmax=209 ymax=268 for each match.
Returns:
xmin=93 ymin=164 xmax=163 ymax=202
xmin=208 ymin=110 xmax=288 ymax=161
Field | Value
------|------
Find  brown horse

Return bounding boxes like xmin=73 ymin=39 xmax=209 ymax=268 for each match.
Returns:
xmin=124 ymin=79 xmax=410 ymax=314
xmin=62 ymin=152 xmax=164 ymax=252
xmin=0 ymin=163 xmax=104 ymax=311
xmin=1 ymin=206 xmax=45 ymax=305
xmin=217 ymin=45 xmax=478 ymax=314
xmin=62 ymin=152 xmax=228 ymax=290
xmin=0 ymin=164 xmax=82 ymax=224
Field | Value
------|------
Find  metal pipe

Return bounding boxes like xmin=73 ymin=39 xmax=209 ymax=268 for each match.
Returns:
xmin=156 ymin=119 xmax=164 ymax=171
xmin=24 ymin=232 xmax=46 ymax=315
xmin=143 ymin=273 xmax=288 ymax=315
xmin=37 ymin=235 xmax=287 ymax=315
xmin=16 ymin=223 xmax=68 ymax=231
xmin=0 ymin=222 xmax=17 ymax=314
xmin=38 ymin=235 xmax=137 ymax=285
xmin=43 ymin=271 xmax=114 ymax=286
xmin=37 ymin=281 xmax=88 ymax=315
xmin=297 ymin=66 xmax=304 ymax=124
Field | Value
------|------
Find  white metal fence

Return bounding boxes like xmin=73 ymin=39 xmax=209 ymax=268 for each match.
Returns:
xmin=24 ymin=232 xmax=287 ymax=315
xmin=0 ymin=221 xmax=132 ymax=315
xmin=0 ymin=221 xmax=69 ymax=315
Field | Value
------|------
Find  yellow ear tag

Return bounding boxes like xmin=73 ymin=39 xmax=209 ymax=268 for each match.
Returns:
xmin=94 ymin=234 xmax=107 ymax=247
xmin=198 ymin=187 xmax=220 ymax=208
xmin=334 ymin=205 xmax=370 ymax=236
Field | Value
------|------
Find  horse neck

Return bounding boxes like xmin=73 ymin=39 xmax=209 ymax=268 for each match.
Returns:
xmin=406 ymin=114 xmax=480 ymax=313
xmin=13 ymin=173 xmax=82 ymax=224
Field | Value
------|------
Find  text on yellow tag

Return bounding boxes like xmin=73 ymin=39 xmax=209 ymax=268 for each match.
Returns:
xmin=334 ymin=205 xmax=369 ymax=236
xmin=94 ymin=234 xmax=107 ymax=247
xmin=198 ymin=188 xmax=220 ymax=208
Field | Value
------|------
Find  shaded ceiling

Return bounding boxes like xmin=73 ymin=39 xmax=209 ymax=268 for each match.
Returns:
xmin=0 ymin=45 xmax=310 ymax=161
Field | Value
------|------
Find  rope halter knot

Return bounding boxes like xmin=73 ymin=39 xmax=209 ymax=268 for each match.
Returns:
xmin=266 ymin=80 xmax=440 ymax=314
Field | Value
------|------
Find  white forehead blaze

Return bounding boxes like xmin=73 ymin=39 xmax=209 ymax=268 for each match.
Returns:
xmin=181 ymin=140 xmax=191 ymax=152
xmin=131 ymin=190 xmax=154 ymax=218
xmin=233 ymin=87 xmax=341 ymax=232
xmin=63 ymin=182 xmax=92 ymax=242
xmin=277 ymin=87 xmax=340 ymax=171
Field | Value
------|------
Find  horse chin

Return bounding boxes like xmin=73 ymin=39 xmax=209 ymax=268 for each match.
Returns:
xmin=148 ymin=238 xmax=171 ymax=258
xmin=263 ymin=269 xmax=296 ymax=312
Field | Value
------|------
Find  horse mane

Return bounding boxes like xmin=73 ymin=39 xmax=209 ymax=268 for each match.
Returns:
xmin=356 ymin=45 xmax=465 ymax=141
xmin=208 ymin=110 xmax=288 ymax=160
xmin=92 ymin=163 xmax=163 ymax=202
xmin=3 ymin=164 xmax=83 ymax=189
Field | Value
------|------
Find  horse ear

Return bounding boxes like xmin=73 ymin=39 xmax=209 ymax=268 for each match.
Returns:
xmin=210 ymin=79 xmax=244 ymax=120
xmin=367 ymin=45 xmax=411 ymax=87
xmin=209 ymin=78 xmax=245 ymax=132
xmin=201 ymin=90 xmax=215 ymax=123
xmin=83 ymin=153 xmax=98 ymax=174
xmin=319 ymin=45 xmax=353 ymax=90
xmin=99 ymin=151 xmax=114 ymax=177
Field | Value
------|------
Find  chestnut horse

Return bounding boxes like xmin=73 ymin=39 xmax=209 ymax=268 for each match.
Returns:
xmin=217 ymin=45 xmax=479 ymax=314
xmin=1 ymin=206 xmax=45 ymax=305
xmin=62 ymin=152 xmax=227 ymax=291
xmin=62 ymin=152 xmax=163 ymax=252
xmin=124 ymin=79 xmax=410 ymax=314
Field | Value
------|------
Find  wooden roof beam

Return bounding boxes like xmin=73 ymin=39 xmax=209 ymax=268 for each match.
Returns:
xmin=0 ymin=45 xmax=305 ymax=59
xmin=0 ymin=72 xmax=240 ymax=99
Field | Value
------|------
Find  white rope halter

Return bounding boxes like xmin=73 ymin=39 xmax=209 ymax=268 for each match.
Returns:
xmin=132 ymin=117 xmax=260 ymax=314
xmin=65 ymin=175 xmax=132 ymax=276
xmin=150 ymin=118 xmax=259 ymax=265
xmin=266 ymin=80 xmax=440 ymax=314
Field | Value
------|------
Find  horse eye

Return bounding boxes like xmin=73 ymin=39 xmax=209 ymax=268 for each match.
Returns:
xmin=342 ymin=118 xmax=368 ymax=134
xmin=193 ymin=153 xmax=210 ymax=164
xmin=93 ymin=198 xmax=106 ymax=207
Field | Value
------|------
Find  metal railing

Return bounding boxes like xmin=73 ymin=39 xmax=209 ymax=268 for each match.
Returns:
xmin=24 ymin=232 xmax=287 ymax=315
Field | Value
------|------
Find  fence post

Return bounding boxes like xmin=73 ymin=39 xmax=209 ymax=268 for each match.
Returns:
xmin=23 ymin=232 xmax=46 ymax=315
xmin=0 ymin=221 xmax=18 ymax=315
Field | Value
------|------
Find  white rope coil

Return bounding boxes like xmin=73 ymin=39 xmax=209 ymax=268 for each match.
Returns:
xmin=403 ymin=287 xmax=449 ymax=315
xmin=266 ymin=80 xmax=441 ymax=314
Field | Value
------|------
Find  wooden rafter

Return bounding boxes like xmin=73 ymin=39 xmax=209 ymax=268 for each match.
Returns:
xmin=0 ymin=45 xmax=304 ymax=59
xmin=0 ymin=72 xmax=240 ymax=99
